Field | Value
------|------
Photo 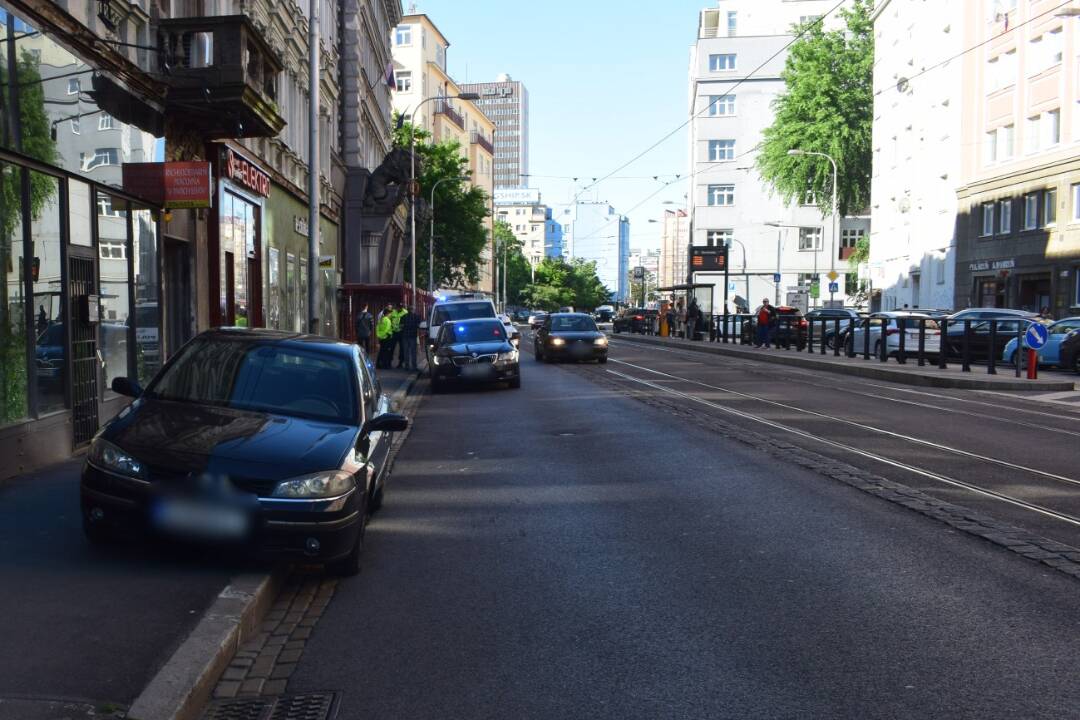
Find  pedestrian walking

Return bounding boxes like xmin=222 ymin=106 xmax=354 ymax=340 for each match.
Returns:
xmin=754 ymin=298 xmax=777 ymax=348
xmin=375 ymin=304 xmax=394 ymax=369
xmin=354 ymin=303 xmax=373 ymax=354
xmin=687 ymin=298 xmax=701 ymax=341
xmin=400 ymin=305 xmax=422 ymax=371
xmin=390 ymin=302 xmax=407 ymax=368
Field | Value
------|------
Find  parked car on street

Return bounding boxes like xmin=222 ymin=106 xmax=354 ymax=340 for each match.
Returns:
xmin=741 ymin=306 xmax=808 ymax=349
xmin=805 ymin=308 xmax=861 ymax=349
xmin=612 ymin=307 xmax=652 ymax=334
xmin=1057 ymin=327 xmax=1080 ymax=373
xmin=529 ymin=312 xmax=549 ymax=330
xmin=943 ymin=309 xmax=1039 ymax=361
xmin=80 ymin=329 xmax=408 ymax=576
xmin=423 ymin=293 xmax=498 ymax=372
xmin=534 ymin=313 xmax=608 ymax=364
xmin=1001 ymin=316 xmax=1080 ymax=366
xmin=846 ymin=311 xmax=941 ymax=358
xmin=430 ymin=318 xmax=520 ymax=392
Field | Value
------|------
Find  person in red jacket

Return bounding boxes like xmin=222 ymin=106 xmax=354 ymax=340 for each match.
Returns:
xmin=754 ymin=298 xmax=777 ymax=348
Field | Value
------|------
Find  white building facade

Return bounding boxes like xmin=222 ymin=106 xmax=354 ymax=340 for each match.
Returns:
xmin=557 ymin=200 xmax=630 ymax=302
xmin=868 ymin=0 xmax=963 ymax=312
xmin=688 ymin=0 xmax=869 ymax=311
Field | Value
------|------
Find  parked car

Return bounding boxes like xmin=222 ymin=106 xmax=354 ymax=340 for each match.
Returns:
xmin=805 ymin=308 xmax=861 ymax=349
xmin=529 ymin=312 xmax=549 ymax=330
xmin=1001 ymin=317 xmax=1080 ymax=366
xmin=534 ymin=313 xmax=608 ymax=364
xmin=80 ymin=329 xmax=408 ymax=576
xmin=741 ymin=306 xmax=808 ymax=349
xmin=943 ymin=309 xmax=1040 ymax=361
xmin=594 ymin=307 xmax=615 ymax=323
xmin=423 ymin=293 xmax=498 ymax=372
xmin=846 ymin=312 xmax=941 ymax=358
xmin=430 ymin=318 xmax=520 ymax=392
xmin=612 ymin=308 xmax=651 ymax=334
xmin=1057 ymin=327 xmax=1080 ymax=373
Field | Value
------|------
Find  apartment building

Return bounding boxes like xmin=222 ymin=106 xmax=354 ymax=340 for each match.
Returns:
xmin=689 ymin=1 xmax=869 ymax=310
xmin=391 ymin=12 xmax=495 ymax=293
xmin=462 ymin=75 xmax=530 ymax=188
xmin=494 ymin=187 xmax=562 ymax=265
xmin=954 ymin=0 xmax=1080 ymax=317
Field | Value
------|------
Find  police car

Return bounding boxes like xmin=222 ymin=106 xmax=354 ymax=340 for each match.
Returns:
xmin=422 ymin=293 xmax=498 ymax=374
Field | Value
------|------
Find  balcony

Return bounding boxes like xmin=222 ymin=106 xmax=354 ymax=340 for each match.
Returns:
xmin=435 ymin=101 xmax=464 ymax=130
xmin=156 ymin=15 xmax=285 ymax=138
xmin=470 ymin=131 xmax=494 ymax=154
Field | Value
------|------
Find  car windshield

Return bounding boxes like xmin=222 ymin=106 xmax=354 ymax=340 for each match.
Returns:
xmin=890 ymin=317 xmax=940 ymax=330
xmin=551 ymin=316 xmax=598 ymax=332
xmin=147 ymin=338 xmax=357 ymax=424
xmin=442 ymin=321 xmax=506 ymax=344
xmin=432 ymin=302 xmax=496 ymax=325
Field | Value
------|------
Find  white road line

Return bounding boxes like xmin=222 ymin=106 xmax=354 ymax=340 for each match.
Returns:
xmin=604 ymin=368 xmax=1080 ymax=529
xmin=608 ymin=358 xmax=1080 ymax=489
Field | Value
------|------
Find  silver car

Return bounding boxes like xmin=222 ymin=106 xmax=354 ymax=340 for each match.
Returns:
xmin=847 ymin=311 xmax=941 ymax=357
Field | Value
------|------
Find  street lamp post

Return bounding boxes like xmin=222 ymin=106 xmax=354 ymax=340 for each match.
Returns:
xmin=788 ymin=148 xmax=839 ymax=306
xmin=402 ymin=92 xmax=480 ymax=308
xmin=429 ymin=175 xmax=470 ymax=294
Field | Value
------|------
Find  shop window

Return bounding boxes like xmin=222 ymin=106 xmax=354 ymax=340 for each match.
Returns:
xmin=268 ymin=247 xmax=281 ymax=330
xmin=998 ymin=199 xmax=1012 ymax=234
xmin=98 ymin=194 xmax=130 ymax=389
xmin=0 ymin=162 xmax=29 ymax=425
xmin=133 ymin=208 xmax=160 ymax=385
xmin=30 ymin=170 xmax=65 ymax=415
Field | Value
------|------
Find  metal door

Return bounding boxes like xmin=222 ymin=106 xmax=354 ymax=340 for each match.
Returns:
xmin=69 ymin=255 xmax=99 ymax=446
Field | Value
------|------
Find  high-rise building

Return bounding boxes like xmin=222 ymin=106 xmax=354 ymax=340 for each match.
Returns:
xmin=462 ymin=75 xmax=529 ymax=188
xmin=688 ymin=1 xmax=869 ymax=310
xmin=557 ymin=201 xmax=630 ymax=302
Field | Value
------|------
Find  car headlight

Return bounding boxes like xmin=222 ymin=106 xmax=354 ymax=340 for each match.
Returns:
xmin=432 ymin=354 xmax=447 ymax=365
xmin=594 ymin=336 xmax=608 ymax=346
xmin=550 ymin=337 xmax=566 ymax=346
xmin=271 ymin=470 xmax=355 ymax=499
xmin=89 ymin=439 xmax=145 ymax=479
xmin=497 ymin=350 xmax=519 ymax=363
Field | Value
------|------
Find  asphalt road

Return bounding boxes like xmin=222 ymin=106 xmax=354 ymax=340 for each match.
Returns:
xmin=0 ymin=460 xmax=238 ymax=716
xmin=288 ymin=348 xmax=1080 ymax=719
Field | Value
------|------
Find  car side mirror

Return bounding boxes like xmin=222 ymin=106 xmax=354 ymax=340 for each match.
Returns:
xmin=364 ymin=412 xmax=408 ymax=434
xmin=111 ymin=376 xmax=142 ymax=398
xmin=419 ymin=321 xmax=428 ymax=330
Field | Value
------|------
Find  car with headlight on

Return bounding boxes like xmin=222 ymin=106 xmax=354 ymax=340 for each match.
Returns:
xmin=534 ymin=313 xmax=608 ymax=363
xmin=80 ymin=329 xmax=408 ymax=576
xmin=429 ymin=318 xmax=521 ymax=392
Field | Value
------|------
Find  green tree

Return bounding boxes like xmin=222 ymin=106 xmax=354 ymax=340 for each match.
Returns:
xmin=519 ymin=257 xmax=611 ymax=311
xmin=392 ymin=115 xmax=490 ymax=289
xmin=1 ymin=50 xmax=59 ymax=423
xmin=493 ymin=220 xmax=531 ymax=306
xmin=756 ymin=1 xmax=873 ymax=219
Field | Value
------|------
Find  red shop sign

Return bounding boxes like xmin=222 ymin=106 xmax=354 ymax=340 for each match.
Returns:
xmin=222 ymin=147 xmax=271 ymax=197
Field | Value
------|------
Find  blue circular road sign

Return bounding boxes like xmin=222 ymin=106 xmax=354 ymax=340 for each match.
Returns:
xmin=1026 ymin=322 xmax=1049 ymax=350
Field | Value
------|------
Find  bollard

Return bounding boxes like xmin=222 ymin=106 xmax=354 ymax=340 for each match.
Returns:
xmin=1015 ymin=322 xmax=1023 ymax=378
xmin=897 ymin=317 xmax=907 ymax=365
xmin=962 ymin=319 xmax=972 ymax=372
xmin=987 ymin=320 xmax=997 ymax=375
xmin=863 ymin=317 xmax=871 ymax=360
xmin=833 ymin=317 xmax=841 ymax=357
xmin=1027 ymin=348 xmax=1038 ymax=380
xmin=880 ymin=317 xmax=889 ymax=362
xmin=939 ymin=317 xmax=948 ymax=370
xmin=917 ymin=318 xmax=926 ymax=367
xmin=807 ymin=317 xmax=815 ymax=353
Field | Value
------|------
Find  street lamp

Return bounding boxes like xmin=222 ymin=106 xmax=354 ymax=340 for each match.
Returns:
xmin=429 ymin=174 xmax=470 ymax=294
xmin=400 ymin=92 xmax=481 ymax=308
xmin=787 ymin=148 xmax=839 ymax=306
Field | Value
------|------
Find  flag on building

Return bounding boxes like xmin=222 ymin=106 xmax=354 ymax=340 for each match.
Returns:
xmin=385 ymin=61 xmax=395 ymax=89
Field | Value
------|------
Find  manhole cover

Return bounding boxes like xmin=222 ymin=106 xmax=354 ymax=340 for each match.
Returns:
xmin=202 ymin=693 xmax=337 ymax=720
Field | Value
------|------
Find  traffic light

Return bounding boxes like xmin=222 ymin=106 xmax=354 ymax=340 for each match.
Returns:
xmin=31 ymin=257 xmax=40 ymax=282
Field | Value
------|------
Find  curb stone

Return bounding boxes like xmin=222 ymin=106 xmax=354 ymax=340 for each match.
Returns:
xmin=569 ymin=362 xmax=1080 ymax=585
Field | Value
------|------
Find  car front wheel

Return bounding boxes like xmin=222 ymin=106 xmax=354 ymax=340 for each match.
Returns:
xmin=328 ymin=496 xmax=368 ymax=577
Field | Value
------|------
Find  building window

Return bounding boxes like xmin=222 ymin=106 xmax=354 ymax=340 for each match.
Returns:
xmin=395 ymin=25 xmax=412 ymax=45
xmin=1045 ymin=188 xmax=1057 ymax=226
xmin=709 ymin=53 xmax=737 ymax=71
xmin=797 ymin=273 xmax=817 ymax=287
xmin=99 ymin=239 xmax=126 ymax=260
xmin=985 ymin=131 xmax=997 ymax=163
xmin=1044 ymin=109 xmax=1060 ymax=147
xmin=981 ymin=202 xmax=995 ymax=236
xmin=727 ymin=10 xmax=737 ymax=36
xmin=998 ymin=124 xmax=1014 ymax=159
xmin=998 ymin=199 xmax=1012 ymax=234
xmin=71 ymin=116 xmax=80 ymax=134
xmin=798 ymin=227 xmax=822 ymax=251
xmin=98 ymin=113 xmax=114 ymax=130
xmin=67 ymin=78 xmax=80 ymax=94
xmin=708 ymin=95 xmax=736 ymax=116
xmin=84 ymin=148 xmax=119 ymax=171
xmin=799 ymin=15 xmax=821 ymax=25
xmin=97 ymin=194 xmax=124 ymax=217
xmin=706 ymin=229 xmax=733 ymax=247
xmin=707 ymin=184 xmax=735 ymax=206
xmin=840 ymin=228 xmax=864 ymax=249
xmin=708 ymin=139 xmax=735 ymax=161
xmin=1023 ymin=193 xmax=1039 ymax=230
xmin=395 ymin=71 xmax=411 ymax=92
xmin=1072 ymin=183 xmax=1080 ymax=222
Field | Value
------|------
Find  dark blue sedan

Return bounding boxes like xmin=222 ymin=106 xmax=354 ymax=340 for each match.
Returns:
xmin=80 ymin=329 xmax=407 ymax=575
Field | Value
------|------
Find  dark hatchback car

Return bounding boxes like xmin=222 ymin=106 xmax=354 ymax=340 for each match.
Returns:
xmin=805 ymin=308 xmax=860 ymax=349
xmin=80 ymin=329 xmax=408 ymax=576
xmin=741 ymin=306 xmax=808 ymax=349
xmin=612 ymin=308 xmax=652 ymax=334
xmin=943 ymin=309 xmax=1039 ymax=362
xmin=534 ymin=313 xmax=608 ymax=363
xmin=430 ymin=318 xmax=521 ymax=392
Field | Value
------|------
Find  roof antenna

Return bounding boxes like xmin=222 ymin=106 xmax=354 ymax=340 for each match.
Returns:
xmin=408 ymin=2 xmax=418 ymax=13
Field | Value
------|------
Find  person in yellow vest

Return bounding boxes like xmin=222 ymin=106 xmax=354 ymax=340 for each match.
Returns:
xmin=375 ymin=305 xmax=394 ymax=369
xmin=390 ymin=302 xmax=408 ymax=368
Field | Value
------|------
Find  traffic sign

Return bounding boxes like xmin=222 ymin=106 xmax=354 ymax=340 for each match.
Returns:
xmin=828 ymin=281 xmax=839 ymax=293
xmin=1026 ymin=322 xmax=1049 ymax=350
xmin=809 ymin=282 xmax=820 ymax=299
xmin=827 ymin=270 xmax=839 ymax=281
xmin=773 ymin=273 xmax=782 ymax=283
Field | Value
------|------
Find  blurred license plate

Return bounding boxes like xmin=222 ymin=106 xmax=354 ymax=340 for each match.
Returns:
xmin=462 ymin=364 xmax=489 ymax=377
xmin=151 ymin=498 xmax=250 ymax=540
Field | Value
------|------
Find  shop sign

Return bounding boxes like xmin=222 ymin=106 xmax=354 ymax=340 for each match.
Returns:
xmin=122 ymin=161 xmax=212 ymax=208
xmin=481 ymin=86 xmax=514 ymax=98
xmin=223 ymin=147 xmax=271 ymax=197
xmin=295 ymin=216 xmax=308 ymax=236
xmin=968 ymin=258 xmax=1016 ymax=272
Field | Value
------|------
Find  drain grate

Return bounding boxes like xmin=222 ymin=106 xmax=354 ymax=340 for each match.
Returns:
xmin=202 ymin=693 xmax=337 ymax=720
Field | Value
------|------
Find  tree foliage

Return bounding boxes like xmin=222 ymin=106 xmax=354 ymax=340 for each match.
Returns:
xmin=519 ymin=258 xmax=611 ymax=311
xmin=493 ymin=220 xmax=532 ymax=306
xmin=628 ymin=269 xmax=657 ymax=306
xmin=756 ymin=1 xmax=873 ymax=218
xmin=392 ymin=115 xmax=490 ymax=289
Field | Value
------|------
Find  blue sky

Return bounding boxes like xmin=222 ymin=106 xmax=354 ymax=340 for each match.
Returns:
xmin=408 ymin=0 xmax=713 ymax=251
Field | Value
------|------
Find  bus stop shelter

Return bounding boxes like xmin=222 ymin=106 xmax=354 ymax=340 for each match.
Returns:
xmin=656 ymin=283 xmax=716 ymax=340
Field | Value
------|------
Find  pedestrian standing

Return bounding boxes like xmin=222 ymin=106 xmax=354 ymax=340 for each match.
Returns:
xmin=676 ymin=300 xmax=687 ymax=339
xmin=687 ymin=298 xmax=701 ymax=341
xmin=354 ymin=303 xmax=373 ymax=354
xmin=375 ymin=305 xmax=394 ymax=369
xmin=665 ymin=303 xmax=676 ymax=338
xmin=400 ymin=305 xmax=421 ymax=371
xmin=390 ymin=302 xmax=407 ymax=368
xmin=754 ymin=298 xmax=777 ymax=348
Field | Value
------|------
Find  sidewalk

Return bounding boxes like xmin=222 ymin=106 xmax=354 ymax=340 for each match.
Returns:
xmin=611 ymin=332 xmax=1077 ymax=391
